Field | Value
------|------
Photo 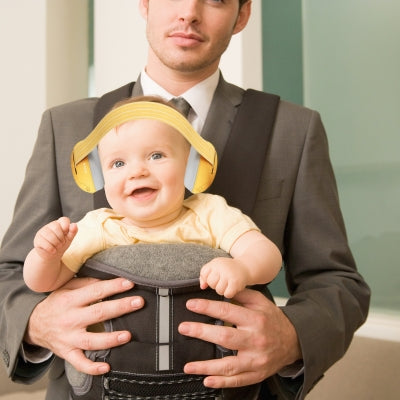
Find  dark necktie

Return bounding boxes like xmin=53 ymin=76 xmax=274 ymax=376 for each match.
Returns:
xmin=170 ymin=97 xmax=191 ymax=118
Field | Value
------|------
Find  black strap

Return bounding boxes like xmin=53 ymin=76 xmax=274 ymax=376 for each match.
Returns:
xmin=93 ymin=82 xmax=134 ymax=126
xmin=209 ymin=89 xmax=280 ymax=216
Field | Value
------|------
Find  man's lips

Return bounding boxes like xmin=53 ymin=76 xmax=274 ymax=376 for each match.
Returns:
xmin=169 ymin=31 xmax=204 ymax=46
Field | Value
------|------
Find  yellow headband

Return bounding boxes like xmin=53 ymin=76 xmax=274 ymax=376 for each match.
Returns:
xmin=70 ymin=101 xmax=218 ymax=193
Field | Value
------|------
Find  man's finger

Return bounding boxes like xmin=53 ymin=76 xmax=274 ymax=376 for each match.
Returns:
xmin=233 ymin=288 xmax=274 ymax=312
xmin=184 ymin=355 xmax=242 ymax=377
xmin=81 ymin=295 xmax=144 ymax=326
xmin=183 ymin=356 xmax=265 ymax=389
xmin=62 ymin=277 xmax=135 ymax=305
xmin=73 ymin=330 xmax=132 ymax=352
xmin=203 ymin=371 xmax=262 ymax=389
xmin=65 ymin=348 xmax=110 ymax=376
xmin=185 ymin=288 xmax=275 ymax=326
xmin=178 ymin=321 xmax=247 ymax=351
xmin=184 ymin=296 xmax=251 ymax=328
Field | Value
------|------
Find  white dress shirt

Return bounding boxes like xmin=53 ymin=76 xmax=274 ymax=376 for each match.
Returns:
xmin=140 ymin=68 xmax=220 ymax=134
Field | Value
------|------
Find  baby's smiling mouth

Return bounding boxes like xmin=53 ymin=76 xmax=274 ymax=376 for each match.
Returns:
xmin=131 ymin=187 xmax=157 ymax=198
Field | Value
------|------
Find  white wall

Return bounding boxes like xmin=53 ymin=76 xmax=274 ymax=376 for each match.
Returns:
xmin=0 ymin=0 xmax=47 ymax=240
xmin=0 ymin=0 xmax=88 ymax=242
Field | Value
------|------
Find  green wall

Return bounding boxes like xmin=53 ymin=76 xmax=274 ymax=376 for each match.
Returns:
xmin=262 ymin=0 xmax=303 ymax=105
xmin=262 ymin=0 xmax=400 ymax=313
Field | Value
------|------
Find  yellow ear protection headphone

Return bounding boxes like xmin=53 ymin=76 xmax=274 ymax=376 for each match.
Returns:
xmin=70 ymin=101 xmax=218 ymax=194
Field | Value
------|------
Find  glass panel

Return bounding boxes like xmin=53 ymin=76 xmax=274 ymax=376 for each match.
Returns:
xmin=302 ymin=0 xmax=400 ymax=312
xmin=263 ymin=0 xmax=400 ymax=313
xmin=262 ymin=0 xmax=303 ymax=105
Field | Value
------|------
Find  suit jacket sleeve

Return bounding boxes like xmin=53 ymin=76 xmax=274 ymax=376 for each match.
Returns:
xmin=0 ymin=99 xmax=97 ymax=382
xmin=252 ymin=100 xmax=370 ymax=398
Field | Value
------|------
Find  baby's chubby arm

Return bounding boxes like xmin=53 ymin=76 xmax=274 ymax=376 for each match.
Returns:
xmin=200 ymin=230 xmax=282 ymax=298
xmin=24 ymin=216 xmax=78 ymax=292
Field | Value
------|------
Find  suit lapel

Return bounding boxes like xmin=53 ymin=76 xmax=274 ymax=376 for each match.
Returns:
xmin=201 ymin=76 xmax=243 ymax=160
xmin=93 ymin=82 xmax=135 ymax=126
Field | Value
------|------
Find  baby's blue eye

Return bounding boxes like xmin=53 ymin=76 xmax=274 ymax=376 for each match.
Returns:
xmin=113 ymin=160 xmax=125 ymax=168
xmin=151 ymin=153 xmax=163 ymax=160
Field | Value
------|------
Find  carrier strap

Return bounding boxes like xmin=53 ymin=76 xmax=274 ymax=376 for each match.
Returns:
xmin=209 ymin=89 xmax=280 ymax=216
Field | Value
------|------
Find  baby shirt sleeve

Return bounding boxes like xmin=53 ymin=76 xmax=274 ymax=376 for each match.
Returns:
xmin=188 ymin=194 xmax=260 ymax=253
xmin=62 ymin=210 xmax=106 ymax=272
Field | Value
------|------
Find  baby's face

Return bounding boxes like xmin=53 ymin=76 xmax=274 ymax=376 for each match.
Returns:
xmin=98 ymin=118 xmax=190 ymax=229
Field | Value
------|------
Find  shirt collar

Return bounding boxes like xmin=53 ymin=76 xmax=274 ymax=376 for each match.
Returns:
xmin=140 ymin=69 xmax=220 ymax=128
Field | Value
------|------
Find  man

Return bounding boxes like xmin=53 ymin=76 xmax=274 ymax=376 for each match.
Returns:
xmin=0 ymin=1 xmax=370 ymax=399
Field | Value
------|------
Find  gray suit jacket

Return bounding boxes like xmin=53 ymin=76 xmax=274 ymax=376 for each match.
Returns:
xmin=0 ymin=77 xmax=370 ymax=399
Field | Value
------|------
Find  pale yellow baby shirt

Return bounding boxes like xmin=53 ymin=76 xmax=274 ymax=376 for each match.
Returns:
xmin=62 ymin=193 xmax=259 ymax=272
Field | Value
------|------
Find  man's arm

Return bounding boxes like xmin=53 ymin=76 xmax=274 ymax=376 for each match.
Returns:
xmin=278 ymin=108 xmax=371 ymax=395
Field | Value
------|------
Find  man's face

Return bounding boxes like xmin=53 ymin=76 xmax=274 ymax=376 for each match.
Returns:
xmin=140 ymin=0 xmax=251 ymax=76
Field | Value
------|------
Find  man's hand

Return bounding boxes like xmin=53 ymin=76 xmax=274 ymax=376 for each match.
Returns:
xmin=24 ymin=277 xmax=144 ymax=375
xmin=178 ymin=288 xmax=302 ymax=388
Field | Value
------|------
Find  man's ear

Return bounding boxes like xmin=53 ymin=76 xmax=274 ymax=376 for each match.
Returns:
xmin=233 ymin=1 xmax=252 ymax=35
xmin=138 ymin=0 xmax=149 ymax=19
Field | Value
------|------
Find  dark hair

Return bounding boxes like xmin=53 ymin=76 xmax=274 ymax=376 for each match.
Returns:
xmin=239 ymin=0 xmax=249 ymax=8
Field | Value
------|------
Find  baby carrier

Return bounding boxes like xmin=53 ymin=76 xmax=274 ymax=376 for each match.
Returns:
xmin=67 ymin=243 xmax=239 ymax=400
xmin=65 ymin=86 xmax=280 ymax=400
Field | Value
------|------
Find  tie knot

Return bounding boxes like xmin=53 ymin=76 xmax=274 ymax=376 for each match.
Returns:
xmin=170 ymin=97 xmax=191 ymax=117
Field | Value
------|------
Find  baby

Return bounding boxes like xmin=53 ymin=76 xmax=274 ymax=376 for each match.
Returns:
xmin=24 ymin=96 xmax=282 ymax=299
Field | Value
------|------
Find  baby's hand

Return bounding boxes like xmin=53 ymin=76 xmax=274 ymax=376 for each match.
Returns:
xmin=199 ymin=257 xmax=248 ymax=298
xmin=33 ymin=217 xmax=78 ymax=260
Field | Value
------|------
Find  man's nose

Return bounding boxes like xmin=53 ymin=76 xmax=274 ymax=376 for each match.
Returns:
xmin=178 ymin=0 xmax=201 ymax=24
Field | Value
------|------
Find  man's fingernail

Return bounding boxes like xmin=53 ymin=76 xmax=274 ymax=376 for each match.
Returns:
xmin=186 ymin=299 xmax=199 ymax=309
xmin=184 ymin=363 xmax=195 ymax=374
xmin=131 ymin=298 xmax=143 ymax=307
xmin=118 ymin=332 xmax=130 ymax=343
xmin=203 ymin=377 xmax=215 ymax=387
xmin=98 ymin=365 xmax=109 ymax=374
xmin=178 ymin=323 xmax=189 ymax=334
xmin=122 ymin=279 xmax=134 ymax=288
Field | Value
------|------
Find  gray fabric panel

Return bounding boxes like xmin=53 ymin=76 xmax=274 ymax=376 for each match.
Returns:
xmin=88 ymin=243 xmax=230 ymax=282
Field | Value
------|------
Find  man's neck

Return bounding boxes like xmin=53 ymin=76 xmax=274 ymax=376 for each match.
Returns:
xmin=145 ymin=57 xmax=219 ymax=96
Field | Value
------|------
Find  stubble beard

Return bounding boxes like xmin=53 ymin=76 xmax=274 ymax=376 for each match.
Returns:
xmin=154 ymin=48 xmax=221 ymax=74
xmin=147 ymin=30 xmax=232 ymax=75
